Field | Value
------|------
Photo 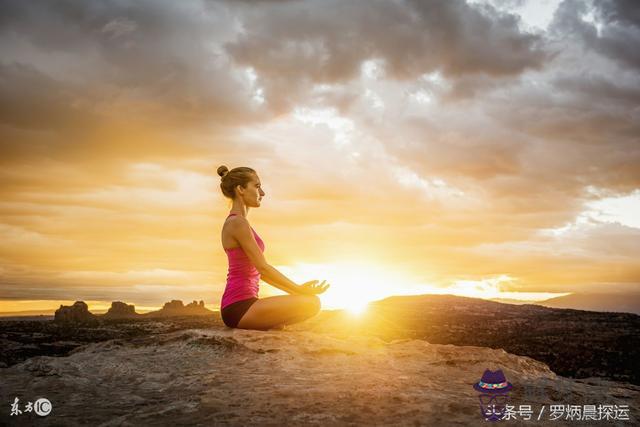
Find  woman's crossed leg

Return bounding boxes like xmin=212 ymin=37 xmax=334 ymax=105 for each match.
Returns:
xmin=236 ymin=294 xmax=321 ymax=330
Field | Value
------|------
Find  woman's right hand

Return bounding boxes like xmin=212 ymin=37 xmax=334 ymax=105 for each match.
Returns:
xmin=298 ymin=280 xmax=330 ymax=295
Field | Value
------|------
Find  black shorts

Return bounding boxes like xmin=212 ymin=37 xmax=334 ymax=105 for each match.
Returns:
xmin=221 ymin=297 xmax=258 ymax=328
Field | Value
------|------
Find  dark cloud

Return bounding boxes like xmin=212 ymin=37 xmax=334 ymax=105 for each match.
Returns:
xmin=593 ymin=0 xmax=640 ymax=70
xmin=597 ymin=0 xmax=640 ymax=28
xmin=0 ymin=0 xmax=552 ymax=122
xmin=552 ymin=73 xmax=640 ymax=108
xmin=551 ymin=0 xmax=640 ymax=70
xmin=0 ymin=62 xmax=100 ymax=131
xmin=0 ymin=0 xmax=260 ymax=131
xmin=224 ymin=0 xmax=548 ymax=110
xmin=483 ymin=69 xmax=640 ymax=195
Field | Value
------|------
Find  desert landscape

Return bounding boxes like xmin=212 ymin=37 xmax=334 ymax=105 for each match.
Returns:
xmin=3 ymin=0 xmax=640 ymax=424
xmin=1 ymin=295 xmax=638 ymax=425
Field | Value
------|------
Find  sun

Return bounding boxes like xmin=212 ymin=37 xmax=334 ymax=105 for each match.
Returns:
xmin=345 ymin=300 xmax=369 ymax=315
xmin=266 ymin=263 xmax=577 ymax=310
xmin=274 ymin=261 xmax=425 ymax=313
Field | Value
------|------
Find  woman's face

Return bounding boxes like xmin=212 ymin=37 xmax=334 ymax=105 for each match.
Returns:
xmin=239 ymin=174 xmax=265 ymax=207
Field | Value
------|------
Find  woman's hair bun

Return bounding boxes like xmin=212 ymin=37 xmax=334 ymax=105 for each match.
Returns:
xmin=217 ymin=165 xmax=229 ymax=178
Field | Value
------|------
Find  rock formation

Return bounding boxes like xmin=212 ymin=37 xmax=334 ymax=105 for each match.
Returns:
xmin=102 ymin=301 xmax=139 ymax=319
xmin=53 ymin=301 xmax=98 ymax=325
xmin=143 ymin=299 xmax=213 ymax=318
xmin=0 ymin=326 xmax=637 ymax=425
xmin=50 ymin=299 xmax=213 ymax=323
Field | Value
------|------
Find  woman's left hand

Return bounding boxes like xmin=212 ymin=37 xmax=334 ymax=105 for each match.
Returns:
xmin=298 ymin=280 xmax=330 ymax=295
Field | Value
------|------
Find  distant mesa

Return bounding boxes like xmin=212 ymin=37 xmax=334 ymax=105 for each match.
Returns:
xmin=143 ymin=300 xmax=211 ymax=318
xmin=54 ymin=299 xmax=213 ymax=323
xmin=54 ymin=301 xmax=99 ymax=325
xmin=103 ymin=301 xmax=139 ymax=319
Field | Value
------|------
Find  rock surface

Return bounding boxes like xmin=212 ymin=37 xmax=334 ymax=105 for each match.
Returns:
xmin=7 ymin=294 xmax=639 ymax=386
xmin=1 ymin=325 xmax=638 ymax=425
xmin=308 ymin=295 xmax=640 ymax=384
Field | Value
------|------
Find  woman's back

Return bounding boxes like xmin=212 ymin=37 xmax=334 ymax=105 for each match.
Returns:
xmin=221 ymin=213 xmax=241 ymax=251
xmin=221 ymin=213 xmax=265 ymax=309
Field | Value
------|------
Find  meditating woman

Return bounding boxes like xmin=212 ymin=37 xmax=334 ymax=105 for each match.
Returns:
xmin=217 ymin=165 xmax=330 ymax=330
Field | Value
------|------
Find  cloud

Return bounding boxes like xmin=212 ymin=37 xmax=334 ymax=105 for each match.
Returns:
xmin=551 ymin=0 xmax=640 ymax=70
xmin=0 ymin=0 xmax=263 ymax=133
xmin=590 ymin=0 xmax=640 ymax=70
xmin=102 ymin=17 xmax=138 ymax=39
xmin=224 ymin=0 xmax=549 ymax=111
xmin=0 ymin=62 xmax=100 ymax=132
xmin=0 ymin=0 xmax=639 ymax=306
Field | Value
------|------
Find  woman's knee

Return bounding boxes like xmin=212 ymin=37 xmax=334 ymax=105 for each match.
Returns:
xmin=304 ymin=294 xmax=321 ymax=314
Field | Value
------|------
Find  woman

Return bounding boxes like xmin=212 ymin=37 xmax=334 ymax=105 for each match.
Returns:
xmin=217 ymin=165 xmax=330 ymax=330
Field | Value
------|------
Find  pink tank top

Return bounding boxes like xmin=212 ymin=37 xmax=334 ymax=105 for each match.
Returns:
xmin=221 ymin=213 xmax=265 ymax=309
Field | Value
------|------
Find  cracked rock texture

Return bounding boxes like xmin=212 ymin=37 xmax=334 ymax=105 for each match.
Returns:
xmin=1 ymin=326 xmax=639 ymax=426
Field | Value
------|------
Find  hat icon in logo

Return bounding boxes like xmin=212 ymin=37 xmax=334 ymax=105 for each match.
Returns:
xmin=473 ymin=369 xmax=513 ymax=394
xmin=474 ymin=369 xmax=513 ymax=422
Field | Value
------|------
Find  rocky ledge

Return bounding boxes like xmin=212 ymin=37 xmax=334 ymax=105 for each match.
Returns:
xmin=1 ymin=325 xmax=637 ymax=426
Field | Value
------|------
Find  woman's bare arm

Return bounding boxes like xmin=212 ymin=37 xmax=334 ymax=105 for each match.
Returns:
xmin=230 ymin=217 xmax=304 ymax=295
xmin=260 ymin=266 xmax=305 ymax=295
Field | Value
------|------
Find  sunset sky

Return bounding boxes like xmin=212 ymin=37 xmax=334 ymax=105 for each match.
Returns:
xmin=1 ymin=0 xmax=639 ymax=314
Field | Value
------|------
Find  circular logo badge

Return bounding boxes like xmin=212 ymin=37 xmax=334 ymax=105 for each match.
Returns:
xmin=34 ymin=398 xmax=52 ymax=416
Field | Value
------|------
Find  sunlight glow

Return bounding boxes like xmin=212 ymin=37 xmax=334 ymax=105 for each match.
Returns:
xmin=584 ymin=189 xmax=640 ymax=229
xmin=439 ymin=275 xmax=570 ymax=301
xmin=268 ymin=265 xmax=567 ymax=311
xmin=345 ymin=300 xmax=369 ymax=316
xmin=540 ymin=188 xmax=640 ymax=236
xmin=393 ymin=167 xmax=465 ymax=200
xmin=96 ymin=163 xmax=214 ymax=206
xmin=274 ymin=262 xmax=423 ymax=311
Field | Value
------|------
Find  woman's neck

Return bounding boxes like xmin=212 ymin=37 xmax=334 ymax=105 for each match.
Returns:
xmin=230 ymin=200 xmax=249 ymax=217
